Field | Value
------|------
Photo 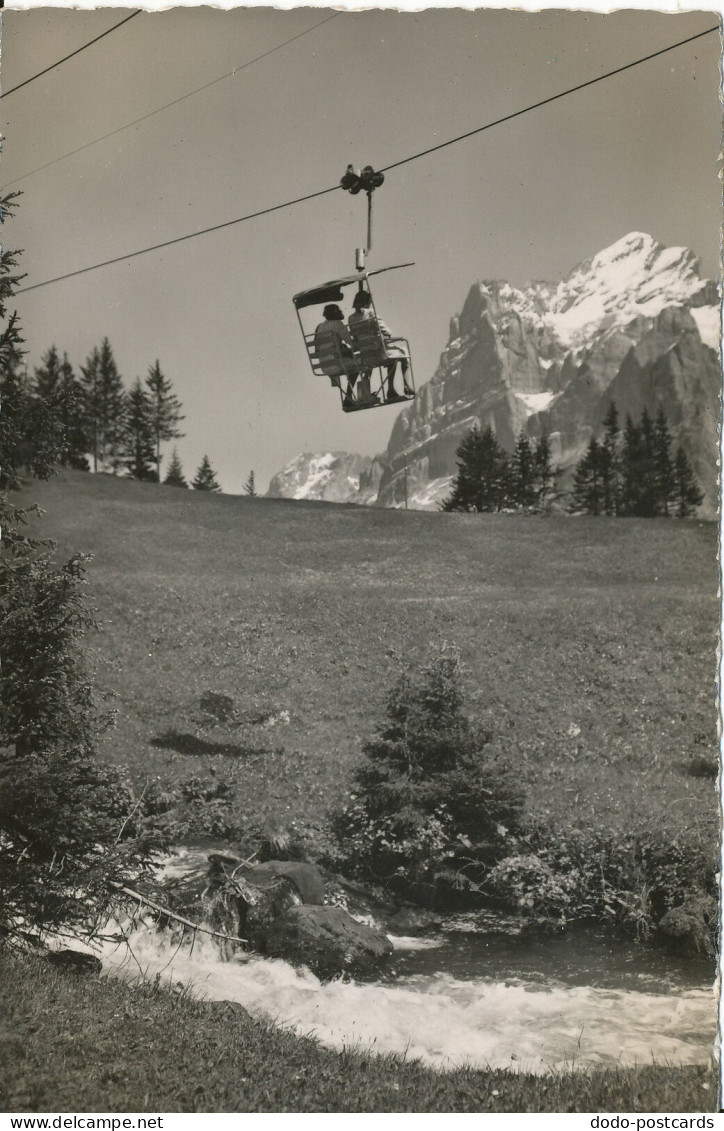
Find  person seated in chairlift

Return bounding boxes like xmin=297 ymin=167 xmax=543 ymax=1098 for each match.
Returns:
xmin=314 ymin=304 xmax=358 ymax=404
xmin=348 ymin=291 xmax=413 ymax=403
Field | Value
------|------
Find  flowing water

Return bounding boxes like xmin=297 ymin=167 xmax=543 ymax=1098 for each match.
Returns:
xmin=97 ymin=858 xmax=717 ymax=1075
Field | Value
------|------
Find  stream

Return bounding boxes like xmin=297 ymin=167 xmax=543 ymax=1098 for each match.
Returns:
xmin=99 ymin=850 xmax=717 ymax=1075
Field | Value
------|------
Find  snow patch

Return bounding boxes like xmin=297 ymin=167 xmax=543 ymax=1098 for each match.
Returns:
xmin=690 ymin=306 xmax=721 ymax=352
xmin=515 ymin=390 xmax=558 ymax=415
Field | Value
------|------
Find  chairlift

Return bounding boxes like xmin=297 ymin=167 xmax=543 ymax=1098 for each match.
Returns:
xmin=292 ymin=165 xmax=416 ymax=413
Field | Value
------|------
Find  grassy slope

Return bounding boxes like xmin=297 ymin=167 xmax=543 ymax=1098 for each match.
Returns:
xmin=0 ymin=952 xmax=715 ymax=1113
xmin=20 ymin=470 xmax=718 ymax=841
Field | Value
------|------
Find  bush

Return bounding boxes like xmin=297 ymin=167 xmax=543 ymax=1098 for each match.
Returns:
xmin=334 ymin=645 xmax=524 ymax=894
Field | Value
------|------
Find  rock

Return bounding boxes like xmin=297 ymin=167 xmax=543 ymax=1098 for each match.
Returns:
xmin=234 ymin=871 xmax=303 ymax=948
xmin=247 ymin=860 xmax=325 ymax=905
xmin=657 ymin=894 xmax=718 ymax=957
xmin=202 ymin=999 xmax=251 ymax=1021
xmin=387 ymin=907 xmax=442 ymax=936
xmin=47 ymin=949 xmax=102 ymax=975
xmin=264 ymin=905 xmax=393 ymax=979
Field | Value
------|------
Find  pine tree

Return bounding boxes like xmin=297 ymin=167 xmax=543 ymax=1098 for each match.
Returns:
xmin=600 ymin=401 xmax=621 ymax=515
xmin=34 ymin=349 xmax=89 ymax=471
xmin=192 ymin=454 xmax=221 ymax=493
xmin=619 ymin=415 xmax=645 ymax=516
xmin=532 ymin=432 xmax=557 ymax=512
xmin=653 ymin=408 xmax=676 ymax=516
xmin=124 ymin=378 xmax=156 ymax=481
xmin=510 ymin=432 xmax=536 ymax=510
xmin=145 ymin=360 xmax=184 ymax=481
xmin=164 ymin=447 xmax=187 ymax=488
xmin=33 ymin=344 xmax=63 ymax=400
xmin=571 ymin=436 xmax=604 ymax=515
xmin=244 ymin=470 xmax=257 ymax=497
xmin=79 ymin=338 xmax=126 ymax=473
xmin=442 ymin=425 xmax=510 ymax=513
xmin=674 ymin=446 xmax=704 ymax=517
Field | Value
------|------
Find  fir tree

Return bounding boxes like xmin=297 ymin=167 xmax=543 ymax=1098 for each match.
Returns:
xmin=124 ymin=378 xmax=156 ymax=481
xmin=33 ymin=344 xmax=63 ymax=400
xmin=145 ymin=360 xmax=184 ymax=481
xmin=34 ymin=349 xmax=89 ymax=471
xmin=164 ymin=447 xmax=187 ymax=488
xmin=674 ymin=446 xmax=704 ymax=517
xmin=244 ymin=470 xmax=257 ymax=497
xmin=532 ymin=432 xmax=557 ymax=512
xmin=653 ymin=408 xmax=676 ymax=516
xmin=510 ymin=432 xmax=536 ymax=509
xmin=192 ymin=454 xmax=221 ymax=493
xmin=79 ymin=338 xmax=126 ymax=473
xmin=619 ymin=415 xmax=645 ymax=516
xmin=571 ymin=436 xmax=604 ymax=515
xmin=600 ymin=401 xmax=621 ymax=516
xmin=442 ymin=425 xmax=510 ymax=513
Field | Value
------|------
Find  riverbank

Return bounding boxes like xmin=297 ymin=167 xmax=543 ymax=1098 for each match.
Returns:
xmin=0 ymin=950 xmax=716 ymax=1113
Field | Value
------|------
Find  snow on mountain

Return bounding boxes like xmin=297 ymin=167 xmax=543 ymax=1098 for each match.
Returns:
xmin=269 ymin=233 xmax=720 ymax=514
xmin=266 ymin=451 xmax=380 ymax=505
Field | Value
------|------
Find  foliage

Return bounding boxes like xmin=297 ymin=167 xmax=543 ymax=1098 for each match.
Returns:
xmin=145 ymin=360 xmax=185 ymax=481
xmin=124 ymin=378 xmax=157 ymax=481
xmin=192 ymin=454 xmax=222 ymax=492
xmin=442 ymin=425 xmax=557 ymax=513
xmin=487 ymin=822 xmax=717 ymax=938
xmin=334 ymin=646 xmax=524 ymax=891
xmin=33 ymin=347 xmax=90 ymax=471
xmin=571 ymin=402 xmax=703 ymax=518
xmin=244 ymin=470 xmax=257 ymax=497
xmin=164 ymin=447 xmax=187 ymax=488
xmin=79 ymin=338 xmax=127 ymax=474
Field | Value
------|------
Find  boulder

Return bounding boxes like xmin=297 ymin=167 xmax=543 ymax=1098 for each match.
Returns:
xmin=247 ymin=860 xmax=325 ymax=905
xmin=264 ymin=905 xmax=393 ymax=979
xmin=657 ymin=894 xmax=718 ymax=958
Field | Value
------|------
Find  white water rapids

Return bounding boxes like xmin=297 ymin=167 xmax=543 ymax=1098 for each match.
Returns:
xmin=98 ymin=926 xmax=716 ymax=1075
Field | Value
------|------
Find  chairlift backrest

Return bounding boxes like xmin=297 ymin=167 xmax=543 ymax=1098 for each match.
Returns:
xmin=347 ymin=314 xmax=388 ymax=368
xmin=312 ymin=325 xmax=358 ymax=379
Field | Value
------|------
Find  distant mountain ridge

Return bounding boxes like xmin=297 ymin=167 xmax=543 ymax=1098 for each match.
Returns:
xmin=268 ymin=233 xmax=720 ymax=513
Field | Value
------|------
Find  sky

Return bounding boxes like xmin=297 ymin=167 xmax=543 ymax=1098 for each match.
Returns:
xmin=1 ymin=6 xmax=721 ymax=493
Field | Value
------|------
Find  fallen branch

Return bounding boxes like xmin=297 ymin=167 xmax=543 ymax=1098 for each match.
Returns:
xmin=113 ymin=884 xmax=247 ymax=946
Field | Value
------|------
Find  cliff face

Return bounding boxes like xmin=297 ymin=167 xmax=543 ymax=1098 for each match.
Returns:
xmin=376 ymin=233 xmax=720 ymax=511
xmin=266 ymin=451 xmax=380 ymax=505
xmin=269 ymin=233 xmax=720 ymax=513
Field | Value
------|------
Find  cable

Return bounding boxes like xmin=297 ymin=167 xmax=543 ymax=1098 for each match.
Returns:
xmin=381 ymin=23 xmax=721 ymax=174
xmin=1 ymin=11 xmax=142 ymax=99
xmin=3 ymin=12 xmax=342 ymax=189
xmin=16 ymin=22 xmax=720 ymax=297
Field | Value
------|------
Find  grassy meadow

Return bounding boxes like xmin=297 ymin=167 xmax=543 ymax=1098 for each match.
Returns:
xmin=21 ymin=469 xmax=719 ymax=847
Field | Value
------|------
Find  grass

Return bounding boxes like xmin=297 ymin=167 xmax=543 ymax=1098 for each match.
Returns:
xmin=20 ymin=470 xmax=719 ymax=848
xmin=0 ymin=951 xmax=716 ymax=1113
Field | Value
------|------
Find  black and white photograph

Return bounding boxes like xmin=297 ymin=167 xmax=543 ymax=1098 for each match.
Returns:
xmin=0 ymin=2 xmax=721 ymax=1116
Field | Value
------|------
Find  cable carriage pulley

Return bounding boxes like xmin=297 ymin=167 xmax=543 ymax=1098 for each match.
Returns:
xmin=293 ymin=164 xmax=416 ymax=413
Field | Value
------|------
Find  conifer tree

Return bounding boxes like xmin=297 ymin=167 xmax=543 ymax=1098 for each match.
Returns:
xmin=33 ymin=344 xmax=63 ymax=400
xmin=442 ymin=425 xmax=510 ymax=513
xmin=653 ymin=408 xmax=676 ymax=516
xmin=674 ymin=446 xmax=704 ymax=517
xmin=192 ymin=454 xmax=221 ymax=493
xmin=79 ymin=338 xmax=126 ymax=473
xmin=619 ymin=415 xmax=645 ymax=516
xmin=600 ymin=401 xmax=621 ymax=515
xmin=532 ymin=432 xmax=556 ymax=512
xmin=571 ymin=436 xmax=604 ymax=515
xmin=164 ymin=447 xmax=187 ymax=488
xmin=244 ymin=470 xmax=257 ymax=497
xmin=145 ymin=360 xmax=184 ymax=481
xmin=124 ymin=378 xmax=156 ymax=481
xmin=510 ymin=432 xmax=536 ymax=509
xmin=34 ymin=348 xmax=89 ymax=470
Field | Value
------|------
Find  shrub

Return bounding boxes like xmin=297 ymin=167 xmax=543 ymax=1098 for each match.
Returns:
xmin=334 ymin=645 xmax=524 ymax=893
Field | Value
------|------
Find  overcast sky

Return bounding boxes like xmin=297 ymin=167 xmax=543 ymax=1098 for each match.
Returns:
xmin=1 ymin=7 xmax=720 ymax=493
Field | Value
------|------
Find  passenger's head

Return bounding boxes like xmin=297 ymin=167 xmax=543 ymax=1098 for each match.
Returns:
xmin=322 ymin=304 xmax=344 ymax=321
xmin=352 ymin=291 xmax=372 ymax=311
